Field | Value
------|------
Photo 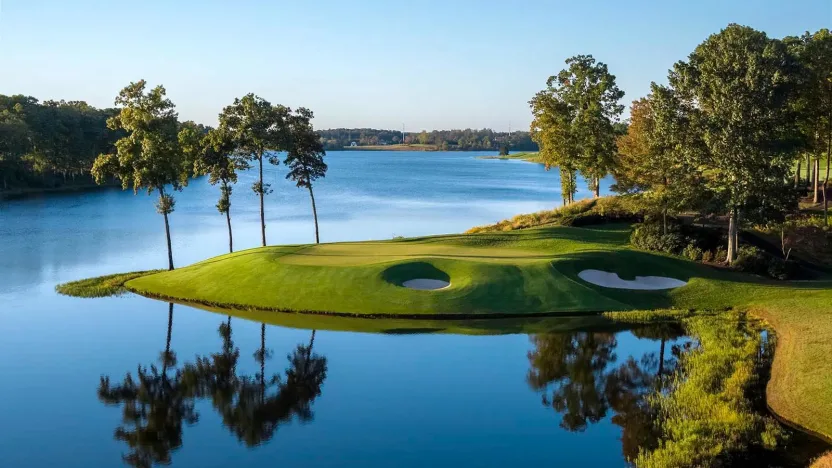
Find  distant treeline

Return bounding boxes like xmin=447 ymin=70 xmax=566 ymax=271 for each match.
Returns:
xmin=316 ymin=128 xmax=539 ymax=151
xmin=0 ymin=95 xmax=126 ymax=192
xmin=0 ymin=95 xmax=541 ymax=194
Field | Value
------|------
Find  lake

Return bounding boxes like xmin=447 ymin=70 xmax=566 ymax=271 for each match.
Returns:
xmin=0 ymin=151 xmax=815 ymax=467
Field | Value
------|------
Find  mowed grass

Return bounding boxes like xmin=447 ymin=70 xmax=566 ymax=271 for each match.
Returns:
xmin=124 ymin=223 xmax=832 ymax=318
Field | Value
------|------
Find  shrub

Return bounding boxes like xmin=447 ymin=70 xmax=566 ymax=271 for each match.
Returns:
xmin=715 ymin=247 xmax=728 ymax=263
xmin=701 ymin=250 xmax=715 ymax=263
xmin=682 ymin=243 xmax=704 ymax=261
xmin=732 ymin=246 xmax=769 ymax=276
xmin=630 ymin=222 xmax=684 ymax=254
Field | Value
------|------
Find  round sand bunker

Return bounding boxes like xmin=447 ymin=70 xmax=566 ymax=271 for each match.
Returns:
xmin=402 ymin=279 xmax=451 ymax=290
xmin=578 ymin=269 xmax=687 ymax=290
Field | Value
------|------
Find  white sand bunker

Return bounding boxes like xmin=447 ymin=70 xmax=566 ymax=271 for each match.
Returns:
xmin=402 ymin=279 xmax=451 ymax=290
xmin=578 ymin=269 xmax=687 ymax=290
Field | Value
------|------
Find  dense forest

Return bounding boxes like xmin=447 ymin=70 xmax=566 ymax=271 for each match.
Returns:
xmin=316 ymin=128 xmax=538 ymax=151
xmin=0 ymin=95 xmax=124 ymax=192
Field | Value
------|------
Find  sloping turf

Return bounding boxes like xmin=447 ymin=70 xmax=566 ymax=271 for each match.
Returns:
xmin=125 ymin=223 xmax=830 ymax=316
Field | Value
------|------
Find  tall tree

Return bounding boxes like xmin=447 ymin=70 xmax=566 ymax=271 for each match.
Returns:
xmin=791 ymin=29 xmax=832 ymax=219
xmin=531 ymin=55 xmax=624 ymax=201
xmin=530 ymin=87 xmax=580 ymax=204
xmin=91 ymin=81 xmax=190 ymax=270
xmin=613 ymin=85 xmax=706 ymax=233
xmin=671 ymin=25 xmax=801 ymax=263
xmin=182 ymin=125 xmax=248 ymax=253
xmin=284 ymin=108 xmax=328 ymax=243
xmin=219 ymin=94 xmax=289 ymax=247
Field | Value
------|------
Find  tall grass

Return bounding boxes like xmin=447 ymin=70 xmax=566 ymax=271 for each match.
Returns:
xmin=56 ymin=270 xmax=162 ymax=298
xmin=636 ymin=313 xmax=786 ymax=467
xmin=466 ymin=195 xmax=646 ymax=233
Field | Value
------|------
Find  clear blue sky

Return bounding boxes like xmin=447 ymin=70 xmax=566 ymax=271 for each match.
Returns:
xmin=1 ymin=0 xmax=830 ymax=131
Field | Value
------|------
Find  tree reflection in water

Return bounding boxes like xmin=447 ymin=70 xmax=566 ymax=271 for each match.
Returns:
xmin=98 ymin=303 xmax=198 ymax=468
xmin=527 ymin=324 xmax=686 ymax=462
xmin=99 ymin=310 xmax=327 ymax=467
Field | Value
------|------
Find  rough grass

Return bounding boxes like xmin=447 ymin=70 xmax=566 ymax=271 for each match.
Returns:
xmin=636 ymin=314 xmax=785 ymax=467
xmin=56 ymin=270 xmax=163 ymax=297
xmin=751 ymin=296 xmax=832 ymax=442
xmin=813 ymin=452 xmax=832 ymax=468
xmin=466 ymin=196 xmax=645 ymax=233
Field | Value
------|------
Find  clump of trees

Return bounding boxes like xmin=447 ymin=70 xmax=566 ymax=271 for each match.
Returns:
xmin=0 ymin=96 xmax=122 ymax=191
xmin=88 ymin=82 xmax=329 ymax=270
xmin=535 ymin=25 xmax=831 ymax=265
xmin=530 ymin=55 xmax=625 ymax=204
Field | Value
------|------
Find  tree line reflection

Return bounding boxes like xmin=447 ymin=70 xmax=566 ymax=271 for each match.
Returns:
xmin=99 ymin=305 xmax=327 ymax=467
xmin=526 ymin=323 xmax=687 ymax=462
xmin=98 ymin=307 xmax=689 ymax=467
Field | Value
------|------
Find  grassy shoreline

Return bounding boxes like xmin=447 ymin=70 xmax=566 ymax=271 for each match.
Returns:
xmin=478 ymin=152 xmax=543 ymax=163
xmin=56 ymin=205 xmax=832 ymax=442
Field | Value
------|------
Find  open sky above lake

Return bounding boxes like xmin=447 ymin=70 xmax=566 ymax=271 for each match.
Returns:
xmin=0 ymin=0 xmax=829 ymax=130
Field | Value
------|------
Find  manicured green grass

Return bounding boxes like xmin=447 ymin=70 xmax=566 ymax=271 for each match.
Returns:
xmin=56 ymin=270 xmax=163 ymax=297
xmin=123 ymin=223 xmax=832 ymax=318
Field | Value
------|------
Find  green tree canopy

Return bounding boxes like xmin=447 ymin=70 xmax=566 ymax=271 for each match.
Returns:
xmin=91 ymin=80 xmax=191 ymax=270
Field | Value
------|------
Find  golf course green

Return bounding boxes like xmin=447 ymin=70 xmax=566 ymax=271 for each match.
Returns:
xmin=123 ymin=223 xmax=832 ymax=318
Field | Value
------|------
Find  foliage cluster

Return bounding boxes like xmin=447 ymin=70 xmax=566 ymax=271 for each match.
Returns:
xmin=636 ymin=315 xmax=786 ymax=467
xmin=0 ymin=95 xmax=123 ymax=192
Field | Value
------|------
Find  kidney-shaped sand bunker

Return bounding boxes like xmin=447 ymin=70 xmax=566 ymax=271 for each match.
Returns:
xmin=578 ymin=269 xmax=687 ymax=290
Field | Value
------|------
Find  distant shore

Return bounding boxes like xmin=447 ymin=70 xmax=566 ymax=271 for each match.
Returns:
xmin=478 ymin=152 xmax=543 ymax=164
xmin=0 ymin=182 xmax=121 ymax=200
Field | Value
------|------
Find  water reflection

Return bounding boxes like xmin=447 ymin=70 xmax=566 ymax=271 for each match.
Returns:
xmin=526 ymin=324 xmax=687 ymax=463
xmin=99 ymin=306 xmax=327 ymax=467
xmin=98 ymin=303 xmax=196 ymax=467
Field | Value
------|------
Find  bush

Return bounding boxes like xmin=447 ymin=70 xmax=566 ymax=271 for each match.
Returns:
xmin=715 ymin=247 xmax=728 ymax=263
xmin=733 ymin=246 xmax=769 ymax=276
xmin=630 ymin=222 xmax=685 ymax=254
xmin=701 ymin=250 xmax=715 ymax=263
xmin=682 ymin=243 xmax=704 ymax=261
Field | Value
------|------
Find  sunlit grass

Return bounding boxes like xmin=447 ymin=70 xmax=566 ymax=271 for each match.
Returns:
xmin=56 ymin=270 xmax=162 ymax=298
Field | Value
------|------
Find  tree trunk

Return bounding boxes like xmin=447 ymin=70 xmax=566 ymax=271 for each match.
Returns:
xmin=795 ymin=161 xmax=801 ymax=188
xmin=160 ymin=188 xmax=174 ymax=271
xmin=593 ymin=177 xmax=600 ymax=198
xmin=814 ymin=158 xmax=820 ymax=204
xmin=657 ymin=337 xmax=666 ymax=385
xmin=258 ymin=155 xmax=266 ymax=247
xmin=727 ymin=208 xmax=739 ymax=264
xmin=259 ymin=323 xmax=266 ymax=400
xmin=308 ymin=185 xmax=320 ymax=244
xmin=825 ymin=113 xmax=832 ymax=226
xmin=807 ymin=155 xmax=812 ymax=188
xmin=662 ymin=205 xmax=668 ymax=236
xmin=162 ymin=302 xmax=174 ymax=377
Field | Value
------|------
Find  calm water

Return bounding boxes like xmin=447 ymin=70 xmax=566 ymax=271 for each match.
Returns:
xmin=0 ymin=152 xmax=788 ymax=467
